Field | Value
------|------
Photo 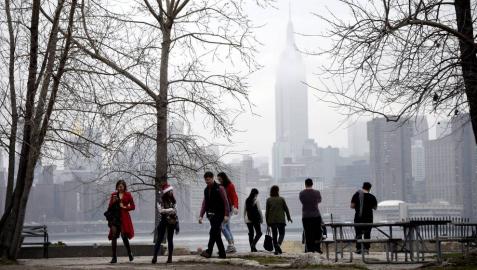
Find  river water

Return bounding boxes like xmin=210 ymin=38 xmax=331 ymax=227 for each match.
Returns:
xmin=48 ymin=230 xmax=305 ymax=252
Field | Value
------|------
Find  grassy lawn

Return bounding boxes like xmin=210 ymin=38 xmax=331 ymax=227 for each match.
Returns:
xmin=241 ymin=255 xmax=291 ymax=265
xmin=422 ymin=252 xmax=477 ymax=270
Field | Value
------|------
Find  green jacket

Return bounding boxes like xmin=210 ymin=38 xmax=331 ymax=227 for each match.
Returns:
xmin=266 ymin=196 xmax=291 ymax=225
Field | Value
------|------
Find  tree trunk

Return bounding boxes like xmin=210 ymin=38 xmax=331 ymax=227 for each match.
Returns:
xmin=4 ymin=0 xmax=18 ymax=212
xmin=9 ymin=160 xmax=37 ymax=258
xmin=0 ymin=0 xmax=40 ymax=259
xmin=154 ymin=22 xmax=172 ymax=231
xmin=455 ymin=0 xmax=477 ymax=143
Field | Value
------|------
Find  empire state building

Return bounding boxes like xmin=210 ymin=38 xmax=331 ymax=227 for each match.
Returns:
xmin=272 ymin=18 xmax=310 ymax=181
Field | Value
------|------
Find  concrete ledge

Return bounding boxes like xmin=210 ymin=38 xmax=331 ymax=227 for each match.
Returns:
xmin=18 ymin=244 xmax=191 ymax=259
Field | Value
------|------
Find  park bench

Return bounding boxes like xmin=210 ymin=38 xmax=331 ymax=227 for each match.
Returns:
xmin=410 ymin=217 xmax=477 ymax=261
xmin=21 ymin=225 xmax=51 ymax=258
xmin=327 ymin=222 xmax=406 ymax=263
xmin=323 ymin=224 xmax=357 ymax=262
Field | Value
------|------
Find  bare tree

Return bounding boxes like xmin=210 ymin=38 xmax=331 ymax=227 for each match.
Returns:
xmin=67 ymin=0 xmax=267 ymax=228
xmin=315 ymin=0 xmax=477 ymax=142
xmin=0 ymin=0 xmax=79 ymax=259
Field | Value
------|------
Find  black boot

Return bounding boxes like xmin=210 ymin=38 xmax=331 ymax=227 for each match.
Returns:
xmin=248 ymin=231 xmax=254 ymax=252
xmin=252 ymin=232 xmax=262 ymax=252
xmin=122 ymin=235 xmax=134 ymax=262
xmin=111 ymin=236 xmax=117 ymax=263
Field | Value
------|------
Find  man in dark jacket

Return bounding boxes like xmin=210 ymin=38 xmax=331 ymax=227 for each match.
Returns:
xmin=299 ymin=178 xmax=322 ymax=253
xmin=351 ymin=182 xmax=377 ymax=254
xmin=199 ymin=171 xmax=230 ymax=258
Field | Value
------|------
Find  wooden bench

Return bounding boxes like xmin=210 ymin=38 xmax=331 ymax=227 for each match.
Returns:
xmin=22 ymin=225 xmax=51 ymax=258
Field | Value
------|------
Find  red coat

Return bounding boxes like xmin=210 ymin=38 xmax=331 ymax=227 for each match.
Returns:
xmin=108 ymin=191 xmax=135 ymax=240
xmin=225 ymin=183 xmax=239 ymax=209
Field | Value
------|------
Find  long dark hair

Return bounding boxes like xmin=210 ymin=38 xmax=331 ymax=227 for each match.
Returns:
xmin=246 ymin=188 xmax=259 ymax=209
xmin=217 ymin=172 xmax=231 ymax=187
xmin=116 ymin=180 xmax=127 ymax=191
xmin=270 ymin=185 xmax=279 ymax=197
xmin=162 ymin=190 xmax=176 ymax=205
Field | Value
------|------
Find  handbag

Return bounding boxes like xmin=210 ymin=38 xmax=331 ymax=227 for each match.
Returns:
xmin=104 ymin=208 xmax=114 ymax=222
xmin=165 ymin=213 xmax=178 ymax=225
xmin=263 ymin=227 xmax=274 ymax=252
xmin=104 ymin=194 xmax=120 ymax=227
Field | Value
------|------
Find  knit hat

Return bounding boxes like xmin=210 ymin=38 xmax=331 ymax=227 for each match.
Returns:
xmin=162 ymin=183 xmax=173 ymax=193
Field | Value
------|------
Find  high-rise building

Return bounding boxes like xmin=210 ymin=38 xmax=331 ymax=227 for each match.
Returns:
xmin=317 ymin=146 xmax=341 ymax=185
xmin=411 ymin=140 xmax=426 ymax=202
xmin=411 ymin=140 xmax=426 ymax=182
xmin=436 ymin=120 xmax=451 ymax=139
xmin=425 ymin=114 xmax=477 ymax=220
xmin=411 ymin=116 xmax=429 ymax=143
xmin=334 ymin=160 xmax=370 ymax=188
xmin=254 ymin=156 xmax=270 ymax=177
xmin=451 ymin=114 xmax=477 ymax=220
xmin=347 ymin=121 xmax=369 ymax=157
xmin=272 ymin=17 xmax=311 ymax=181
xmin=425 ymin=135 xmax=456 ymax=204
xmin=367 ymin=118 xmax=413 ymax=202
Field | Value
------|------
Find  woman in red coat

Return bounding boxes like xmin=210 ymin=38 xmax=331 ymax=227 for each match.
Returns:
xmin=108 ymin=180 xmax=135 ymax=263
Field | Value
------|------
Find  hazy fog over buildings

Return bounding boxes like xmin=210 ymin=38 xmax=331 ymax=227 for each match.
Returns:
xmin=0 ymin=4 xmax=476 ymax=236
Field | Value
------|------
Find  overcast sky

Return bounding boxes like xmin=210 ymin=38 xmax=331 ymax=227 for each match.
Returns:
xmin=218 ymin=0 xmax=353 ymax=162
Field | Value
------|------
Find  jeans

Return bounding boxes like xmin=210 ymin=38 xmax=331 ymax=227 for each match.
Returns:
xmin=221 ymin=215 xmax=234 ymax=242
xmin=302 ymin=216 xmax=322 ymax=253
xmin=270 ymin=223 xmax=285 ymax=253
xmin=153 ymin=219 xmax=175 ymax=260
xmin=207 ymin=215 xmax=226 ymax=256
xmin=354 ymin=218 xmax=372 ymax=250
xmin=246 ymin=222 xmax=262 ymax=250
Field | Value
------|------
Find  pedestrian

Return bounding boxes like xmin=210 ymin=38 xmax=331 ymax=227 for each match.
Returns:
xmin=217 ymin=172 xmax=239 ymax=253
xmin=299 ymin=178 xmax=323 ymax=253
xmin=351 ymin=182 xmax=378 ymax=254
xmin=108 ymin=180 xmax=135 ymax=263
xmin=198 ymin=171 xmax=230 ymax=259
xmin=244 ymin=188 xmax=263 ymax=252
xmin=152 ymin=183 xmax=180 ymax=264
xmin=265 ymin=185 xmax=292 ymax=255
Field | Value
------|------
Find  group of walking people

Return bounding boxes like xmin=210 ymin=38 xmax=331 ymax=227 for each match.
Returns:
xmin=105 ymin=173 xmax=378 ymax=263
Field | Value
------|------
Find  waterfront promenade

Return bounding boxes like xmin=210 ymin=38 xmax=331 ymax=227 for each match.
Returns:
xmin=2 ymin=252 xmax=426 ymax=270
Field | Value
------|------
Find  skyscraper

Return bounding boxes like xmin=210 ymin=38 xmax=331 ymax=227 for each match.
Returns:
xmin=411 ymin=140 xmax=426 ymax=202
xmin=425 ymin=135 xmax=456 ymax=204
xmin=367 ymin=118 xmax=413 ymax=202
xmin=347 ymin=121 xmax=369 ymax=157
xmin=425 ymin=114 xmax=477 ymax=220
xmin=436 ymin=120 xmax=451 ymax=139
xmin=451 ymin=114 xmax=477 ymax=220
xmin=272 ymin=17 xmax=310 ymax=181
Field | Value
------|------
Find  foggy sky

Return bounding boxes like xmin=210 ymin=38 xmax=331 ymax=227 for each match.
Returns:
xmin=217 ymin=0 xmax=352 ymax=161
xmin=210 ymin=0 xmax=441 ymax=162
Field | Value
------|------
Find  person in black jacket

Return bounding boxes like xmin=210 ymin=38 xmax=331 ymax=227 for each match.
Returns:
xmin=152 ymin=183 xmax=179 ymax=264
xmin=244 ymin=188 xmax=263 ymax=252
xmin=198 ymin=171 xmax=230 ymax=259
xmin=351 ymin=182 xmax=378 ymax=254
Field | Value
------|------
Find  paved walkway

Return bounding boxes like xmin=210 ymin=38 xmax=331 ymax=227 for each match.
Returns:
xmin=0 ymin=252 xmax=427 ymax=270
